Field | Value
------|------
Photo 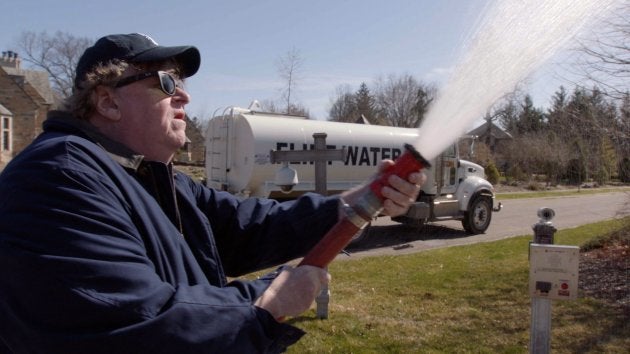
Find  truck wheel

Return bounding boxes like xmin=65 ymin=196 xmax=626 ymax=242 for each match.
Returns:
xmin=462 ymin=196 xmax=492 ymax=234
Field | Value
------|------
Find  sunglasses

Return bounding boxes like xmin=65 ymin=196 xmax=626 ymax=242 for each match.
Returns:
xmin=115 ymin=71 xmax=182 ymax=96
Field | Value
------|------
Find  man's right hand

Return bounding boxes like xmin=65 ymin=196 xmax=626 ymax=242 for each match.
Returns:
xmin=254 ymin=265 xmax=330 ymax=320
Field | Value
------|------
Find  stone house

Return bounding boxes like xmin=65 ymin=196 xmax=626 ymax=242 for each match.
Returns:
xmin=0 ymin=51 xmax=54 ymax=170
xmin=466 ymin=120 xmax=513 ymax=169
xmin=467 ymin=120 xmax=513 ymax=154
xmin=0 ymin=103 xmax=12 ymax=167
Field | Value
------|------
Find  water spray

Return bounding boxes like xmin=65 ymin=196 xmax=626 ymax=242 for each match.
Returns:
xmin=299 ymin=0 xmax=621 ymax=269
xmin=299 ymin=143 xmax=431 ymax=268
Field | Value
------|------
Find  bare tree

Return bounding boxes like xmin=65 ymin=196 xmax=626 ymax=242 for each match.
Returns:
xmin=373 ymin=73 xmax=435 ymax=128
xmin=258 ymin=99 xmax=281 ymax=113
xmin=285 ymin=103 xmax=310 ymax=117
xmin=502 ymin=131 xmax=572 ymax=186
xmin=276 ymin=47 xmax=304 ymax=114
xmin=575 ymin=4 xmax=630 ymax=99
xmin=15 ymin=31 xmax=92 ymax=99
xmin=574 ymin=5 xmax=630 ymax=183
xmin=328 ymin=84 xmax=365 ymax=123
xmin=258 ymin=99 xmax=310 ymax=118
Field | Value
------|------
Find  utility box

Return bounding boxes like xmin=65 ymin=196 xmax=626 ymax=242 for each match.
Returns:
xmin=529 ymin=244 xmax=579 ymax=300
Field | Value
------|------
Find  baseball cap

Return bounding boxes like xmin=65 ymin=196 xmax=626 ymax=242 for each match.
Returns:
xmin=74 ymin=33 xmax=200 ymax=89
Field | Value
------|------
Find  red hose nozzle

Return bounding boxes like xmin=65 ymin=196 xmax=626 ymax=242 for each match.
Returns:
xmin=369 ymin=143 xmax=431 ymax=200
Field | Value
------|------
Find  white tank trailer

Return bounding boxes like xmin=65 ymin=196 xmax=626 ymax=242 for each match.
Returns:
xmin=205 ymin=107 xmax=501 ymax=235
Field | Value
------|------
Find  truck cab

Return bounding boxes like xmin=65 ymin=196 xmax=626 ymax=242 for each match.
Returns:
xmin=393 ymin=141 xmax=501 ymax=234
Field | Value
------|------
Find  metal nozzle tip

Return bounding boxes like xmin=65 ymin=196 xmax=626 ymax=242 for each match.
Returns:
xmin=403 ymin=143 xmax=432 ymax=168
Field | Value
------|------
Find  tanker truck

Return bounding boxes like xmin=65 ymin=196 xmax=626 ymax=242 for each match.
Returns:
xmin=205 ymin=106 xmax=501 ymax=236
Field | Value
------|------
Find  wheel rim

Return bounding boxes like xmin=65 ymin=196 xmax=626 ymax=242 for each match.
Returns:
xmin=473 ymin=203 xmax=489 ymax=228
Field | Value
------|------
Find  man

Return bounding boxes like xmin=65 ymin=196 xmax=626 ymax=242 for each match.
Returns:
xmin=0 ymin=33 xmax=423 ymax=353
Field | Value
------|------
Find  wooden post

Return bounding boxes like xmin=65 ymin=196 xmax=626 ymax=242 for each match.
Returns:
xmin=269 ymin=133 xmax=346 ymax=319
xmin=312 ymin=133 xmax=330 ymax=319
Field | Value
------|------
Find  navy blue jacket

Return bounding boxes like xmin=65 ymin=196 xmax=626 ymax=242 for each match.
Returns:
xmin=0 ymin=112 xmax=340 ymax=353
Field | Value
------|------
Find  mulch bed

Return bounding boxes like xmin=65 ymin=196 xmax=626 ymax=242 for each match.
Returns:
xmin=578 ymin=237 xmax=629 ymax=317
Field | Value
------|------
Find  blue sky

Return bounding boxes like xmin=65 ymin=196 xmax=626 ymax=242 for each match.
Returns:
xmin=0 ymin=0 xmax=614 ymax=124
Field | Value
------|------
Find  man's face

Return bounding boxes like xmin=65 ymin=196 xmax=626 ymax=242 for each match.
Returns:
xmin=110 ymin=66 xmax=189 ymax=163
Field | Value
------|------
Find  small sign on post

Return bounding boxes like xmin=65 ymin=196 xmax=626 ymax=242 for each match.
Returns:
xmin=529 ymin=244 xmax=579 ymax=301
xmin=528 ymin=207 xmax=580 ymax=354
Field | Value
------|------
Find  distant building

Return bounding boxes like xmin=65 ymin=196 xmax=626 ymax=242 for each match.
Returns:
xmin=174 ymin=116 xmax=205 ymax=164
xmin=0 ymin=103 xmax=12 ymax=167
xmin=0 ymin=50 xmax=55 ymax=169
xmin=466 ymin=120 xmax=512 ymax=153
xmin=466 ymin=120 xmax=513 ymax=169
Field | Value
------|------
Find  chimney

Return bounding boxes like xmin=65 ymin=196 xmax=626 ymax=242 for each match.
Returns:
xmin=0 ymin=50 xmax=21 ymax=70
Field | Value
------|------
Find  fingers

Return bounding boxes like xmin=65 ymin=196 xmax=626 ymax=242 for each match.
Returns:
xmin=296 ymin=265 xmax=330 ymax=293
xmin=389 ymin=172 xmax=424 ymax=196
xmin=380 ymin=172 xmax=425 ymax=217
xmin=377 ymin=159 xmax=395 ymax=173
xmin=254 ymin=266 xmax=331 ymax=320
xmin=341 ymin=161 xmax=426 ymax=217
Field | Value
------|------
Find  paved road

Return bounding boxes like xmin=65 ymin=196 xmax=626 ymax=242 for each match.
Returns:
xmin=345 ymin=191 xmax=629 ymax=259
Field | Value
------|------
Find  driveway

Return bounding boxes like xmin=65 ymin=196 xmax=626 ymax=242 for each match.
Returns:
xmin=344 ymin=191 xmax=629 ymax=259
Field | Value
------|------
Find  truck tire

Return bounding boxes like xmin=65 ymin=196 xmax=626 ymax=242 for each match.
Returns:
xmin=462 ymin=196 xmax=492 ymax=234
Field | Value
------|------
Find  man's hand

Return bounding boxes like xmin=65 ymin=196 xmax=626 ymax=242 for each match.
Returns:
xmin=254 ymin=265 xmax=330 ymax=320
xmin=341 ymin=160 xmax=426 ymax=217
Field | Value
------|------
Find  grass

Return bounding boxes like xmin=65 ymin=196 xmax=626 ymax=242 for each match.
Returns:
xmin=496 ymin=186 xmax=630 ymax=200
xmin=254 ymin=218 xmax=630 ymax=353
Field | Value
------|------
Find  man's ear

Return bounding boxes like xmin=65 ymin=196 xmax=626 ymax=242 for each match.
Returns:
xmin=93 ymin=86 xmax=121 ymax=121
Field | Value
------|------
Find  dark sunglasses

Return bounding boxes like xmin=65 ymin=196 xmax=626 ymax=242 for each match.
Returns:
xmin=115 ymin=71 xmax=182 ymax=96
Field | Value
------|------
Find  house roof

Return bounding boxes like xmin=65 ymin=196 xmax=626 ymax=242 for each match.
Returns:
xmin=0 ymin=103 xmax=12 ymax=116
xmin=1 ymin=66 xmax=55 ymax=106
xmin=467 ymin=121 xmax=513 ymax=140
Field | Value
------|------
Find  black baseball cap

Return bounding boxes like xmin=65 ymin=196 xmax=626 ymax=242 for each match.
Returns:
xmin=74 ymin=33 xmax=200 ymax=89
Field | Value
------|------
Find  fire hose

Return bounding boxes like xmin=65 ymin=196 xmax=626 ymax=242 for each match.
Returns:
xmin=299 ymin=143 xmax=431 ymax=268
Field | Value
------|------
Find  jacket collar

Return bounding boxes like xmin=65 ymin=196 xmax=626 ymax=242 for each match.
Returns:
xmin=44 ymin=111 xmax=145 ymax=171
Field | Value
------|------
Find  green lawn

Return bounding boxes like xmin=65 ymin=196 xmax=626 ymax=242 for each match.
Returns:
xmin=496 ymin=186 xmax=630 ymax=200
xmin=273 ymin=218 xmax=630 ymax=353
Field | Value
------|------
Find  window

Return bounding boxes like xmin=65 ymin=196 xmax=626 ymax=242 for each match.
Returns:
xmin=444 ymin=143 xmax=457 ymax=158
xmin=1 ymin=117 xmax=11 ymax=152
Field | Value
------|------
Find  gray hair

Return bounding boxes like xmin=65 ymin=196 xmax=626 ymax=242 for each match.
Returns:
xmin=65 ymin=59 xmax=184 ymax=120
xmin=64 ymin=60 xmax=129 ymax=120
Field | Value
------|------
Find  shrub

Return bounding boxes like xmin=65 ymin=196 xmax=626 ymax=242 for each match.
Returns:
xmin=565 ymin=158 xmax=586 ymax=185
xmin=485 ymin=163 xmax=500 ymax=185
xmin=507 ymin=165 xmax=524 ymax=182
xmin=619 ymin=158 xmax=630 ymax=183
xmin=526 ymin=182 xmax=541 ymax=191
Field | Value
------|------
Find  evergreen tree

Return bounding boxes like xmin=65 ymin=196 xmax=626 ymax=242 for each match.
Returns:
xmin=355 ymin=82 xmax=377 ymax=122
xmin=547 ymin=86 xmax=569 ymax=136
xmin=516 ymin=95 xmax=545 ymax=134
xmin=495 ymin=96 xmax=520 ymax=136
